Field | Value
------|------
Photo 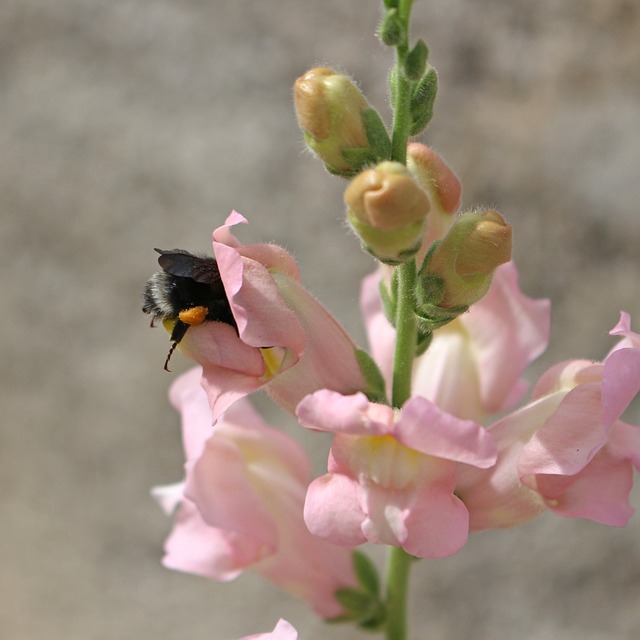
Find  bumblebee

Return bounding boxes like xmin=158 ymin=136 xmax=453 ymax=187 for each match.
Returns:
xmin=142 ymin=249 xmax=236 ymax=370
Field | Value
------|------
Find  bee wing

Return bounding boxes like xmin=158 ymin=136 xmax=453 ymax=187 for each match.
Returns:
xmin=155 ymin=249 xmax=222 ymax=285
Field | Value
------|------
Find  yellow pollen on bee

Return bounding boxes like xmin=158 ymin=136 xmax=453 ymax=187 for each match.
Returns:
xmin=178 ymin=306 xmax=208 ymax=326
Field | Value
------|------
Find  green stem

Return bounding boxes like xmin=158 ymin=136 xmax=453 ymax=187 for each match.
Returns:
xmin=390 ymin=0 xmax=413 ymax=164
xmin=386 ymin=3 xmax=417 ymax=638
xmin=384 ymin=547 xmax=414 ymax=640
xmin=391 ymin=259 xmax=417 ymax=408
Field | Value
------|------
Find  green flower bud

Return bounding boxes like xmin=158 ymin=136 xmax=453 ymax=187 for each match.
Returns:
xmin=378 ymin=9 xmax=403 ymax=47
xmin=294 ymin=67 xmax=372 ymax=175
xmin=344 ymin=162 xmax=430 ymax=264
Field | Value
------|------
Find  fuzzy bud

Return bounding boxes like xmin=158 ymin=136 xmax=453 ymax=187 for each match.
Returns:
xmin=294 ymin=67 xmax=372 ymax=175
xmin=344 ymin=161 xmax=430 ymax=265
xmin=422 ymin=209 xmax=512 ymax=308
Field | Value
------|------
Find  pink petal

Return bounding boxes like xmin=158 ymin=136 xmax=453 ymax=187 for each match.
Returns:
xmin=160 ymin=499 xmax=253 ymax=581
xmin=214 ymin=241 xmax=306 ymax=352
xmin=241 ymin=619 xmax=298 ymax=640
xmin=601 ymin=347 xmax=640 ymax=428
xmin=608 ymin=311 xmax=640 ymax=352
xmin=395 ymin=396 xmax=497 ymax=468
xmin=296 ymin=390 xmax=392 ymax=435
xmin=519 ymin=382 xmax=608 ymax=476
xmin=186 ymin=435 xmax=279 ymax=552
xmin=610 ymin=421 xmax=640 ymax=470
xmin=360 ymin=270 xmax=395 ymax=395
xmin=534 ymin=449 xmax=635 ymax=526
xmin=304 ymin=474 xmax=367 ymax=547
xmin=266 ymin=278 xmax=368 ymax=413
xmin=403 ymin=489 xmax=469 ymax=558
xmin=461 ymin=262 xmax=551 ymax=414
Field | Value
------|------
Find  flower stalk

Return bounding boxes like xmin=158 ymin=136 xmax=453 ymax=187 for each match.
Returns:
xmin=386 ymin=1 xmax=417 ymax=638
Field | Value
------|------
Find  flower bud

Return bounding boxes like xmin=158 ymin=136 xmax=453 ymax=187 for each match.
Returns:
xmin=422 ymin=210 xmax=512 ymax=308
xmin=406 ymin=143 xmax=461 ymax=248
xmin=293 ymin=67 xmax=370 ymax=175
xmin=344 ymin=161 xmax=430 ymax=265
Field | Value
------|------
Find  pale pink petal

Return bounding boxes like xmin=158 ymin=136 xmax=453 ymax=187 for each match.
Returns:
xmin=186 ymin=434 xmax=279 ymax=552
xmin=460 ymin=262 xmax=551 ymax=414
xmin=610 ymin=421 xmax=640 ymax=470
xmin=241 ymin=619 xmax=298 ymax=640
xmin=601 ymin=347 xmax=640 ymax=428
xmin=395 ymin=396 xmax=497 ymax=468
xmin=360 ymin=270 xmax=395 ymax=394
xmin=608 ymin=311 xmax=640 ymax=352
xmin=411 ymin=323 xmax=485 ymax=421
xmin=304 ymin=474 xmax=367 ymax=547
xmin=519 ymin=383 xmax=609 ymax=476
xmin=531 ymin=359 xmax=596 ymax=399
xmin=403 ymin=489 xmax=469 ymax=558
xmin=161 ymin=499 xmax=252 ymax=581
xmin=211 ymin=210 xmax=248 ymax=248
xmin=296 ymin=390 xmax=392 ymax=436
xmin=266 ymin=278 xmax=368 ymax=413
xmin=214 ymin=241 xmax=306 ymax=352
xmin=534 ymin=449 xmax=635 ymax=526
xmin=168 ymin=367 xmax=215 ymax=459
xmin=151 ymin=482 xmax=185 ymax=516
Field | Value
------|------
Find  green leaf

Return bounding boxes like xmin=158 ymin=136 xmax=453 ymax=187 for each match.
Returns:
xmin=356 ymin=349 xmax=388 ymax=404
xmin=353 ymin=550 xmax=381 ymax=596
xmin=362 ymin=107 xmax=392 ymax=162
xmin=334 ymin=588 xmax=377 ymax=616
xmin=410 ymin=67 xmax=438 ymax=135
xmin=404 ymin=39 xmax=429 ymax=81
xmin=379 ymin=279 xmax=397 ymax=326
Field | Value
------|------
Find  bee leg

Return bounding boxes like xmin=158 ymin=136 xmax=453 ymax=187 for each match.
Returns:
xmin=164 ymin=320 xmax=190 ymax=372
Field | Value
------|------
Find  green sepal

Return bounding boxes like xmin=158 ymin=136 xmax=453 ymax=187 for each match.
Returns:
xmin=356 ymin=349 xmax=388 ymax=404
xmin=362 ymin=107 xmax=392 ymax=161
xmin=324 ymin=163 xmax=358 ymax=178
xmin=353 ymin=550 xmax=381 ymax=597
xmin=404 ymin=39 xmax=429 ymax=81
xmin=379 ymin=9 xmax=404 ymax=47
xmin=379 ymin=278 xmax=397 ymax=327
xmin=410 ymin=67 xmax=438 ymax=135
xmin=415 ymin=329 xmax=433 ymax=356
xmin=340 ymin=147 xmax=378 ymax=172
xmin=414 ymin=302 xmax=468 ymax=333
xmin=388 ymin=67 xmax=397 ymax=105
xmin=331 ymin=587 xmax=387 ymax=631
xmin=383 ymin=0 xmax=399 ymax=8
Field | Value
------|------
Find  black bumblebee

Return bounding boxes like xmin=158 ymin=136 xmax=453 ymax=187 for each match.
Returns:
xmin=143 ymin=249 xmax=237 ymax=370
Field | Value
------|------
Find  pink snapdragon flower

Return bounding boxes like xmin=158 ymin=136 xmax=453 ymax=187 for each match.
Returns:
xmin=239 ymin=619 xmax=298 ymax=640
xmin=179 ymin=211 xmax=366 ymax=421
xmin=152 ymin=367 xmax=357 ymax=618
xmin=296 ymin=390 xmax=497 ymax=558
xmin=361 ymin=261 xmax=551 ymax=421
xmin=456 ymin=313 xmax=640 ymax=530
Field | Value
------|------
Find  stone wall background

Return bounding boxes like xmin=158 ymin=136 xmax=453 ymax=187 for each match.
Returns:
xmin=2 ymin=1 xmax=639 ymax=639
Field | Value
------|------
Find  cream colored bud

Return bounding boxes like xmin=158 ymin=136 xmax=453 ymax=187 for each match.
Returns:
xmin=344 ymin=162 xmax=430 ymax=231
xmin=425 ymin=209 xmax=512 ymax=307
xmin=293 ymin=67 xmax=370 ymax=172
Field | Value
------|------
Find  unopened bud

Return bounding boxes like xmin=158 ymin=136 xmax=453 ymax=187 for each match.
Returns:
xmin=294 ymin=67 xmax=371 ymax=175
xmin=423 ymin=210 xmax=512 ymax=308
xmin=344 ymin=162 xmax=430 ymax=265
xmin=406 ymin=142 xmax=461 ymax=247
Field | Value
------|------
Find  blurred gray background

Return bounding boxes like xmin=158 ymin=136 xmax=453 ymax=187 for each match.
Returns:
xmin=2 ymin=0 xmax=640 ymax=638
